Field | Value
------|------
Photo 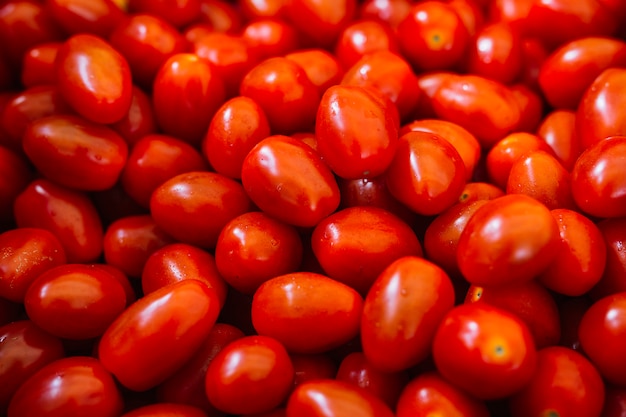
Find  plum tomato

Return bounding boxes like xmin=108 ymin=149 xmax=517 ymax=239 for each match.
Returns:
xmin=205 ymin=335 xmax=294 ymax=415
xmin=215 ymin=211 xmax=303 ymax=295
xmin=509 ymin=83 xmax=543 ymax=133
xmin=98 ymin=280 xmax=221 ymax=391
xmin=457 ymin=194 xmax=560 ymax=286
xmin=413 ymin=71 xmax=455 ymax=119
xmin=285 ymin=48 xmax=344 ymax=96
xmin=240 ymin=0 xmax=287 ymax=20
xmin=127 ymin=0 xmax=201 ymax=28
xmin=457 ymin=182 xmax=504 ymax=205
xmin=285 ymin=379 xmax=394 ymax=417
xmin=23 ymin=114 xmax=129 ymax=191
xmin=395 ymin=371 xmax=490 ymax=417
xmin=55 ymin=33 xmax=133 ymax=124
xmin=357 ymin=0 xmax=412 ymax=29
xmin=7 ymin=356 xmax=124 ymax=417
xmin=150 ymin=171 xmax=252 ymax=249
xmin=46 ymin=0 xmax=126 ymax=38
xmin=311 ymin=207 xmax=423 ymax=295
xmin=591 ymin=218 xmax=626 ymax=299
xmin=536 ymin=109 xmax=580 ymax=172
xmin=334 ymin=19 xmax=399 ymax=70
xmin=508 ymin=346 xmax=605 ymax=417
xmin=432 ymin=303 xmax=537 ymax=400
xmin=572 ymin=136 xmax=626 ymax=218
xmin=361 ymin=256 xmax=455 ymax=372
xmin=120 ymin=404 xmax=208 ymax=417
xmin=251 ymin=272 xmax=363 ymax=354
xmin=24 ymin=263 xmax=127 ymax=340
xmin=241 ymin=135 xmax=340 ymax=228
xmin=241 ymin=18 xmax=299 ymax=59
xmin=21 ymin=42 xmax=61 ymax=88
xmin=109 ymin=85 xmax=158 ymax=146
xmin=196 ymin=0 xmax=243 ymax=34
xmin=385 ymin=130 xmax=466 ymax=216
xmin=284 ymin=0 xmax=356 ymax=49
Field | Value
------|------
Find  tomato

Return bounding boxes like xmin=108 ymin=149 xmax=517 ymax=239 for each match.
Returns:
xmin=395 ymin=371 xmax=489 ymax=417
xmin=510 ymin=83 xmax=544 ymax=133
xmin=413 ymin=71 xmax=455 ymax=119
xmin=284 ymin=0 xmax=356 ymax=49
xmin=334 ymin=19 xmax=399 ymax=69
xmin=205 ymin=335 xmax=294 ymax=415
xmin=23 ymin=114 xmax=129 ymax=191
xmin=20 ymin=41 xmax=61 ymax=88
xmin=55 ymin=33 xmax=133 ymax=125
xmin=47 ymin=0 xmax=125 ymax=37
xmin=215 ymin=211 xmax=303 ymax=295
xmin=92 ymin=263 xmax=137 ymax=306
xmin=241 ymin=135 xmax=340 ymax=228
xmin=251 ymin=272 xmax=363 ymax=354
xmin=311 ymin=207 xmax=422 ymax=295
xmin=0 ymin=320 xmax=65 ymax=410
xmin=357 ymin=0 xmax=412 ymax=29
xmin=518 ymin=37 xmax=550 ymax=91
xmin=121 ymin=404 xmax=209 ymax=417
xmin=457 ymin=182 xmax=505 ymax=205
xmin=536 ymin=109 xmax=580 ymax=171
xmin=240 ymin=0 xmax=286 ymax=20
xmin=7 ymin=356 xmax=124 ymax=417
xmin=571 ymin=136 xmax=626 ymax=218
xmin=197 ymin=0 xmax=243 ymax=34
xmin=385 ymin=130 xmax=466 ymax=216
xmin=591 ymin=218 xmax=626 ymax=299
xmin=509 ymin=346 xmax=605 ymax=417
xmin=0 ymin=146 xmax=31 ymax=226
xmin=579 ymin=292 xmax=626 ymax=386
xmin=286 ymin=379 xmax=394 ymax=417
xmin=285 ymin=48 xmax=344 ymax=96
xmin=290 ymin=353 xmax=337 ymax=387
xmin=127 ymin=0 xmax=201 ymax=28
xmin=121 ymin=133 xmax=208 ymax=208
xmin=602 ymin=386 xmax=626 ymax=417
xmin=361 ymin=256 xmax=454 ymax=372
xmin=150 ymin=171 xmax=252 ymax=249
xmin=242 ymin=18 xmax=299 ymax=59
xmin=397 ymin=1 xmax=470 ymax=72
xmin=465 ymin=280 xmax=561 ymax=348
xmin=432 ymin=303 xmax=537 ymax=400
xmin=152 ymin=53 xmax=226 ymax=145
xmin=109 ymin=86 xmax=157 ymax=146
xmin=14 ymin=179 xmax=104 ymax=263
xmin=98 ymin=280 xmax=221 ymax=391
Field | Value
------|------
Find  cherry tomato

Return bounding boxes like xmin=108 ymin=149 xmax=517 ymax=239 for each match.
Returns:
xmin=508 ymin=346 xmax=605 ymax=417
xmin=284 ymin=0 xmax=356 ymax=49
xmin=240 ymin=0 xmax=287 ymax=20
xmin=150 ymin=171 xmax=252 ymax=249
xmin=205 ymin=335 xmax=294 ymax=415
xmin=510 ymin=83 xmax=544 ymax=133
xmin=47 ymin=0 xmax=125 ymax=37
xmin=92 ymin=263 xmax=137 ymax=306
xmin=241 ymin=135 xmax=340 ymax=228
xmin=128 ymin=0 xmax=201 ymax=28
xmin=242 ymin=18 xmax=299 ymax=59
xmin=284 ymin=48 xmax=344 ymax=96
xmin=20 ymin=41 xmax=61 ymax=88
xmin=197 ymin=0 xmax=242 ymax=34
xmin=536 ymin=109 xmax=580 ymax=171
xmin=98 ymin=280 xmax=221 ymax=391
xmin=361 ymin=256 xmax=455 ymax=372
xmin=110 ymin=85 xmax=158 ymax=147
xmin=357 ymin=0 xmax=412 ymax=29
xmin=334 ymin=19 xmax=399 ymax=70
xmin=413 ymin=71 xmax=455 ymax=119
xmin=457 ymin=182 xmax=505 ymax=205
xmin=251 ymin=272 xmax=363 ymax=354
xmin=432 ymin=303 xmax=537 ymax=400
xmin=55 ymin=33 xmax=133 ymax=124
xmin=121 ymin=404 xmax=209 ymax=417
xmin=7 ymin=356 xmax=124 ymax=417
xmin=591 ymin=218 xmax=626 ymax=299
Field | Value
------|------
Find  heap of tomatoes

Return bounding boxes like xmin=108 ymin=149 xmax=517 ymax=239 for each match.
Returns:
xmin=1 ymin=0 xmax=626 ymax=416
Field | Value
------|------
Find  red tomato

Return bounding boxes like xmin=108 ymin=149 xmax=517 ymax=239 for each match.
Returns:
xmin=55 ymin=33 xmax=133 ymax=124
xmin=98 ymin=280 xmax=221 ymax=391
xmin=240 ymin=0 xmax=286 ymax=20
xmin=215 ymin=211 xmax=303 ymax=295
xmin=518 ymin=37 xmax=550 ymax=91
xmin=127 ymin=0 xmax=201 ymax=28
xmin=23 ymin=114 xmax=129 ymax=191
xmin=591 ymin=218 xmax=626 ymax=299
xmin=358 ymin=0 xmax=412 ymax=29
xmin=579 ymin=292 xmax=626 ymax=386
xmin=109 ymin=86 xmax=157 ymax=146
xmin=121 ymin=404 xmax=208 ymax=417
xmin=284 ymin=0 xmax=356 ymax=49
xmin=20 ymin=42 xmax=61 ymax=88
xmin=286 ymin=379 xmax=394 ymax=417
xmin=121 ymin=133 xmax=208 ymax=208
xmin=571 ymin=136 xmax=626 ymax=218
xmin=509 ymin=346 xmax=605 ymax=417
xmin=510 ymin=83 xmax=544 ymax=133
xmin=92 ymin=263 xmax=137 ymax=306
xmin=334 ymin=19 xmax=399 ymax=69
xmin=311 ymin=207 xmax=422 ymax=295
xmin=242 ymin=18 xmax=299 ymax=59
xmin=285 ymin=48 xmax=344 ymax=96
xmin=150 ymin=171 xmax=252 ymax=249
xmin=457 ymin=182 xmax=505 ymax=205
xmin=361 ymin=256 xmax=455 ymax=372
xmin=0 ymin=320 xmax=65 ymax=410
xmin=385 ymin=130 xmax=466 ymax=216
xmin=14 ymin=179 xmax=104 ymax=263
xmin=432 ymin=303 xmax=537 ymax=399
xmin=413 ymin=71 xmax=455 ymax=119
xmin=24 ymin=263 xmax=127 ymax=340
xmin=47 ymin=0 xmax=125 ymax=37
xmin=536 ymin=109 xmax=580 ymax=171
xmin=0 ymin=146 xmax=31 ymax=224
xmin=205 ymin=335 xmax=294 ymax=415
xmin=7 ymin=356 xmax=124 ymax=417
xmin=603 ymin=387 xmax=626 ymax=417
xmin=457 ymin=194 xmax=560 ymax=286
xmin=251 ymin=272 xmax=363 ymax=354
xmin=196 ymin=0 xmax=243 ymax=34
xmin=241 ymin=135 xmax=340 ymax=228
xmin=395 ymin=371 xmax=490 ymax=417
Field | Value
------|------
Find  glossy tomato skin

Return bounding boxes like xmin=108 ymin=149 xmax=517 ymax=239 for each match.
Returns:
xmin=286 ymin=379 xmax=394 ymax=417
xmin=128 ymin=0 xmax=201 ymax=28
xmin=242 ymin=18 xmax=299 ymax=60
xmin=14 ymin=179 xmax=104 ymax=263
xmin=432 ymin=303 xmax=537 ymax=400
xmin=509 ymin=346 xmax=605 ymax=417
xmin=251 ymin=272 xmax=363 ymax=354
xmin=572 ymin=136 xmax=626 ymax=218
xmin=0 ymin=227 xmax=66 ymax=302
xmin=150 ymin=171 xmax=252 ymax=249
xmin=121 ymin=403 xmax=208 ymax=417
xmin=21 ymin=42 xmax=61 ymax=88
xmin=284 ymin=0 xmax=356 ymax=49
xmin=334 ymin=19 xmax=399 ymax=70
xmin=285 ymin=48 xmax=344 ymax=96
xmin=457 ymin=194 xmax=560 ymax=286
xmin=47 ymin=0 xmax=125 ymax=38
xmin=592 ymin=218 xmax=626 ymax=299
xmin=361 ymin=256 xmax=455 ymax=372
xmin=385 ymin=130 xmax=466 ymax=216
xmin=98 ymin=280 xmax=221 ymax=391
xmin=205 ymin=335 xmax=294 ymax=415
xmin=215 ymin=211 xmax=303 ymax=295
xmin=23 ymin=114 xmax=129 ymax=191
xmin=152 ymin=53 xmax=225 ymax=145
xmin=536 ymin=109 xmax=580 ymax=171
xmin=55 ymin=33 xmax=132 ymax=124
xmin=110 ymin=85 xmax=157 ymax=146
xmin=316 ymin=85 xmax=399 ymax=179
xmin=357 ymin=0 xmax=412 ymax=29
xmin=241 ymin=135 xmax=340 ymax=228
xmin=0 ymin=320 xmax=65 ymax=410
xmin=396 ymin=371 xmax=490 ymax=417
xmin=311 ymin=207 xmax=423 ymax=295
xmin=7 ymin=356 xmax=124 ymax=417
